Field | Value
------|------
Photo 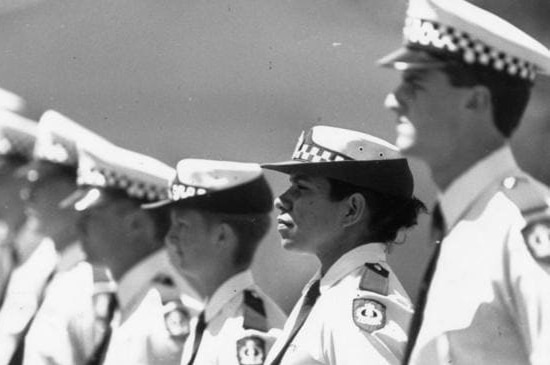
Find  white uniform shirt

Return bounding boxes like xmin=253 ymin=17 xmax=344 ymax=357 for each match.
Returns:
xmin=180 ymin=270 xmax=286 ymax=365
xmin=23 ymin=262 xmax=108 ymax=365
xmin=0 ymin=239 xmax=84 ymax=365
xmin=102 ymin=249 xmax=202 ymax=365
xmin=265 ymin=243 xmax=412 ymax=365
xmin=409 ymin=146 xmax=550 ymax=365
xmin=0 ymin=226 xmax=16 ymax=305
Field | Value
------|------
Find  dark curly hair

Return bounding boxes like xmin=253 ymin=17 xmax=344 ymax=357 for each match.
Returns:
xmin=328 ymin=178 xmax=426 ymax=243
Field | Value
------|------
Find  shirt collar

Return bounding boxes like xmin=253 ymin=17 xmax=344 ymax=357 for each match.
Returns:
xmin=204 ymin=269 xmax=254 ymax=322
xmin=117 ymin=249 xmax=173 ymax=314
xmin=56 ymin=242 xmax=85 ymax=272
xmin=439 ymin=145 xmax=520 ymax=230
xmin=317 ymin=243 xmax=387 ymax=294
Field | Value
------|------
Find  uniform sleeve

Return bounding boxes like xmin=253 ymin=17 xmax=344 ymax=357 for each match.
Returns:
xmin=321 ymin=294 xmax=406 ymax=365
xmin=504 ymin=228 xmax=550 ymax=365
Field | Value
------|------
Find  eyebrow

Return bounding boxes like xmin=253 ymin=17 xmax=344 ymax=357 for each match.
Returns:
xmin=403 ymin=70 xmax=427 ymax=83
xmin=289 ymin=174 xmax=311 ymax=184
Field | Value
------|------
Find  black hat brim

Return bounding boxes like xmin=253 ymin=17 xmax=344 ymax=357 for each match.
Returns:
xmin=262 ymin=159 xmax=413 ymax=198
xmin=141 ymin=199 xmax=173 ymax=210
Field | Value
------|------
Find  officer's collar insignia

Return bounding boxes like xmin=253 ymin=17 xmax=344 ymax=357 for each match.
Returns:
xmin=352 ymin=298 xmax=386 ymax=333
xmin=237 ymin=335 xmax=265 ymax=365
xmin=163 ymin=301 xmax=191 ymax=340
xmin=522 ymin=219 xmax=550 ymax=265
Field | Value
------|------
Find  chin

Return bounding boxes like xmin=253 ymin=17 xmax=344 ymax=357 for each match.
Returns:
xmin=281 ymin=238 xmax=308 ymax=254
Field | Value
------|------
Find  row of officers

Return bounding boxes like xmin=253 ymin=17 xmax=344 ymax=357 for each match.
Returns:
xmin=0 ymin=0 xmax=550 ymax=364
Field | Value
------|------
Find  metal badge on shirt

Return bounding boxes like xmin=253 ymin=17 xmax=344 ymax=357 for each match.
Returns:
xmin=352 ymin=298 xmax=386 ymax=333
xmin=237 ymin=335 xmax=265 ymax=365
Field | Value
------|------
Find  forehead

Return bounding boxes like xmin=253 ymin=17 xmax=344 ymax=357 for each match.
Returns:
xmin=170 ymin=207 xmax=207 ymax=221
xmin=86 ymin=194 xmax=132 ymax=214
xmin=401 ymin=67 xmax=451 ymax=86
xmin=289 ymin=174 xmax=331 ymax=189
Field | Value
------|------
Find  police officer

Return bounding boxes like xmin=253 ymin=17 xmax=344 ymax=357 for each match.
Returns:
xmin=0 ymin=110 xmax=105 ymax=365
xmin=379 ymin=0 xmax=550 ymax=363
xmin=47 ymin=141 xmax=202 ymax=365
xmin=0 ymin=111 xmax=37 ymax=305
xmin=262 ymin=125 xmax=425 ymax=365
xmin=144 ymin=158 xmax=286 ymax=365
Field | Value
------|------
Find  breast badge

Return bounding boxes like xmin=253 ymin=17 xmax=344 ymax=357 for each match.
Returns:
xmin=237 ymin=335 xmax=265 ymax=365
xmin=163 ymin=301 xmax=191 ymax=340
xmin=352 ymin=298 xmax=386 ymax=333
xmin=522 ymin=219 xmax=550 ymax=265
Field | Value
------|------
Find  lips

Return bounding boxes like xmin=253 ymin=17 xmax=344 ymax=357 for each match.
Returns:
xmin=277 ymin=215 xmax=294 ymax=231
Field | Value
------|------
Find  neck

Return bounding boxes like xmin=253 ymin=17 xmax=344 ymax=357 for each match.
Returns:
xmin=431 ymin=137 xmax=505 ymax=192
xmin=317 ymin=232 xmax=362 ymax=276
xmin=50 ymin=227 xmax=78 ymax=253
xmin=108 ymin=243 xmax=160 ymax=282
xmin=190 ymin=264 xmax=246 ymax=301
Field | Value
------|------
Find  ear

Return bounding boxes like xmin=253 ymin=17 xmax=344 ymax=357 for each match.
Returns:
xmin=215 ymin=222 xmax=238 ymax=249
xmin=464 ymin=85 xmax=491 ymax=114
xmin=341 ymin=193 xmax=367 ymax=228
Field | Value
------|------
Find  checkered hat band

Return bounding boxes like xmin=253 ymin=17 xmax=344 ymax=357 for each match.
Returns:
xmin=292 ymin=143 xmax=351 ymax=163
xmin=404 ymin=17 xmax=537 ymax=81
xmin=169 ymin=182 xmax=208 ymax=201
xmin=78 ymin=168 xmax=169 ymax=201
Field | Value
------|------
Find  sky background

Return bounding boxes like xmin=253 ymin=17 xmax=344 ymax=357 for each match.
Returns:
xmin=0 ymin=0 xmax=548 ymax=312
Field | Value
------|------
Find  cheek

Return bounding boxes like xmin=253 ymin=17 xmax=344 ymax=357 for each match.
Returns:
xmin=295 ymin=199 xmax=331 ymax=228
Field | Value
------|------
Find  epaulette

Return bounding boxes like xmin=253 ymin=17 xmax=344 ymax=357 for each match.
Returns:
xmin=353 ymin=263 xmax=389 ymax=333
xmin=500 ymin=176 xmax=550 ymax=266
xmin=152 ymin=273 xmax=176 ymax=287
xmin=237 ymin=290 xmax=267 ymax=365
xmin=163 ymin=299 xmax=191 ymax=340
xmin=359 ymin=263 xmax=389 ymax=295
xmin=152 ymin=273 xmax=181 ymax=303
xmin=242 ymin=290 xmax=267 ymax=332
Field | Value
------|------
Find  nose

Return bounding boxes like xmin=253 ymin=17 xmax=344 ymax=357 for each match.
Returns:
xmin=384 ymin=92 xmax=402 ymax=112
xmin=274 ymin=190 xmax=292 ymax=213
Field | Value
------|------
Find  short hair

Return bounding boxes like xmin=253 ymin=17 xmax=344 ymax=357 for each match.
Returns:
xmin=328 ymin=178 xmax=426 ymax=244
xmin=200 ymin=210 xmax=272 ymax=268
xmin=437 ymin=54 xmax=533 ymax=138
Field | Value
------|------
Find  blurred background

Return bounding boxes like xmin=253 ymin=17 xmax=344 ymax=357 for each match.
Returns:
xmin=0 ymin=0 xmax=548 ymax=312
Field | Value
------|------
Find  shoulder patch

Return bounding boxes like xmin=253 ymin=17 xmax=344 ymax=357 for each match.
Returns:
xmin=243 ymin=290 xmax=268 ymax=332
xmin=522 ymin=219 xmax=550 ymax=264
xmin=359 ymin=263 xmax=389 ymax=295
xmin=163 ymin=300 xmax=191 ymax=340
xmin=501 ymin=176 xmax=550 ymax=265
xmin=352 ymin=298 xmax=386 ymax=333
xmin=237 ymin=335 xmax=265 ymax=365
